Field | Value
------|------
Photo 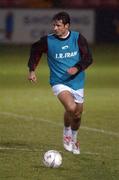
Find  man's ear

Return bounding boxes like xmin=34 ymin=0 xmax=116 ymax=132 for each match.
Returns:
xmin=65 ymin=23 xmax=70 ymax=29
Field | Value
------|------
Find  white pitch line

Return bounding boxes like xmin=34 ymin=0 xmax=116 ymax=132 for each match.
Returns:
xmin=0 ymin=146 xmax=99 ymax=155
xmin=82 ymin=151 xmax=99 ymax=155
xmin=0 ymin=111 xmax=59 ymax=126
xmin=0 ymin=146 xmax=33 ymax=152
xmin=0 ymin=111 xmax=119 ymax=137
xmin=81 ymin=126 xmax=119 ymax=137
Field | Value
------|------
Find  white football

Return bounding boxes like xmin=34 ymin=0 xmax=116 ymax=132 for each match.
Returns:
xmin=43 ymin=150 xmax=62 ymax=168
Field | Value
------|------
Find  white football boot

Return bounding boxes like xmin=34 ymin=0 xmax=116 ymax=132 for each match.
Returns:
xmin=63 ymin=135 xmax=73 ymax=152
xmin=72 ymin=141 xmax=80 ymax=154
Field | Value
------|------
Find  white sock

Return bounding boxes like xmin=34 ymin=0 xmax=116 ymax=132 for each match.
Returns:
xmin=64 ymin=126 xmax=72 ymax=137
xmin=72 ymin=130 xmax=78 ymax=143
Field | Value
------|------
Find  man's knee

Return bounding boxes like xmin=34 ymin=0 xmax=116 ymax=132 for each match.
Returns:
xmin=74 ymin=103 xmax=83 ymax=119
xmin=74 ymin=109 xmax=83 ymax=119
xmin=66 ymin=103 xmax=83 ymax=119
xmin=66 ymin=103 xmax=76 ymax=114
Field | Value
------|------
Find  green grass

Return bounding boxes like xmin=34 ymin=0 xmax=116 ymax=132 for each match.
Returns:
xmin=0 ymin=44 xmax=119 ymax=180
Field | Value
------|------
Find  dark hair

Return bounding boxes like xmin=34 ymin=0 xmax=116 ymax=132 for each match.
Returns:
xmin=52 ymin=11 xmax=70 ymax=25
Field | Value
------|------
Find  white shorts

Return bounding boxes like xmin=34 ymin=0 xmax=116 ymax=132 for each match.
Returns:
xmin=52 ymin=84 xmax=84 ymax=103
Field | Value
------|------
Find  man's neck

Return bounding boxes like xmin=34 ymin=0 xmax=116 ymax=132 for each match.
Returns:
xmin=61 ymin=31 xmax=70 ymax=39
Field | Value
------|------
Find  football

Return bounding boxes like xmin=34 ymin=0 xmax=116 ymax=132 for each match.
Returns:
xmin=43 ymin=150 xmax=62 ymax=168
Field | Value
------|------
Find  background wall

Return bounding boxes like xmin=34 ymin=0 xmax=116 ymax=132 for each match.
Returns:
xmin=0 ymin=0 xmax=119 ymax=44
xmin=0 ymin=9 xmax=95 ymax=44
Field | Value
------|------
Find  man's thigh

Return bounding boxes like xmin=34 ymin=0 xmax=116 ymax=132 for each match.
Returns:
xmin=58 ymin=90 xmax=75 ymax=111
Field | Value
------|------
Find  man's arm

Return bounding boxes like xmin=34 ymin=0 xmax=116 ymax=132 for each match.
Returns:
xmin=28 ymin=36 xmax=47 ymax=82
xmin=67 ymin=34 xmax=93 ymax=75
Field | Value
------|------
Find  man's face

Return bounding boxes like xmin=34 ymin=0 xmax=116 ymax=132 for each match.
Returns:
xmin=52 ymin=20 xmax=69 ymax=38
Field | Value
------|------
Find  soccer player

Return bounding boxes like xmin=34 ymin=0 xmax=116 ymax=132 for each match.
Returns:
xmin=28 ymin=12 xmax=93 ymax=154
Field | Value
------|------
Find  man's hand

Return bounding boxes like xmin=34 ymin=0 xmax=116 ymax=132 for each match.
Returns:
xmin=28 ymin=71 xmax=37 ymax=83
xmin=67 ymin=67 xmax=79 ymax=75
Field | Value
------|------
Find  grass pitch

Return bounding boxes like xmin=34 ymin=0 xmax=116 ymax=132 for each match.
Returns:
xmin=0 ymin=44 xmax=119 ymax=180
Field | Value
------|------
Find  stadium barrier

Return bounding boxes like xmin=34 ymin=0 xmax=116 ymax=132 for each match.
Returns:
xmin=0 ymin=9 xmax=95 ymax=44
xmin=0 ymin=8 xmax=119 ymax=44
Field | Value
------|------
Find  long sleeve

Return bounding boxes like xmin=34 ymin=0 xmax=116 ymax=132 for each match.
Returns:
xmin=74 ymin=34 xmax=93 ymax=72
xmin=28 ymin=36 xmax=47 ymax=71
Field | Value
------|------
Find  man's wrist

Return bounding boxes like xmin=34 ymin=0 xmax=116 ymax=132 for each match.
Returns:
xmin=74 ymin=65 xmax=80 ymax=71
